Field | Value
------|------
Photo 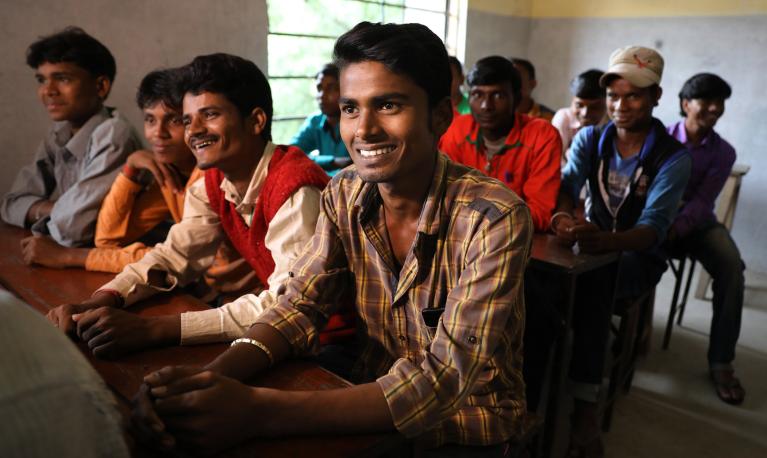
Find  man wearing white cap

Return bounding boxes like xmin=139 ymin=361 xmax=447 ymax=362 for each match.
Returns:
xmin=550 ymin=46 xmax=691 ymax=457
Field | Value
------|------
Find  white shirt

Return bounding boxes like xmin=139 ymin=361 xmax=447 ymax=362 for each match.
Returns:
xmin=98 ymin=142 xmax=322 ymax=344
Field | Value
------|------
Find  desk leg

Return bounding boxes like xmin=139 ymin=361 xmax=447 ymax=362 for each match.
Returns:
xmin=542 ymin=274 xmax=577 ymax=458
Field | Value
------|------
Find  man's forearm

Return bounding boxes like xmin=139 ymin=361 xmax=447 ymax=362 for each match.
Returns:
xmin=251 ymin=382 xmax=394 ymax=437
xmin=62 ymin=247 xmax=91 ymax=267
xmin=609 ymin=226 xmax=657 ymax=252
xmin=206 ymin=323 xmax=292 ymax=381
xmin=555 ymin=191 xmax=576 ymax=215
xmin=24 ymin=200 xmax=53 ymax=226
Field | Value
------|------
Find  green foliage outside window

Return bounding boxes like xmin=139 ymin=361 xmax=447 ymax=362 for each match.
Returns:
xmin=267 ymin=0 xmax=449 ymax=144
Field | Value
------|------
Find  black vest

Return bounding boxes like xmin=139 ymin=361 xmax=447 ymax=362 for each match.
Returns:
xmin=586 ymin=119 xmax=685 ymax=232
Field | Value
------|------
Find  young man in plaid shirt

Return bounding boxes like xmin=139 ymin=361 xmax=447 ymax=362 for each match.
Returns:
xmin=133 ymin=22 xmax=533 ymax=457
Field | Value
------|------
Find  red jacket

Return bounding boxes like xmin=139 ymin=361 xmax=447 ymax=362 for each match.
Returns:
xmin=439 ymin=113 xmax=561 ymax=231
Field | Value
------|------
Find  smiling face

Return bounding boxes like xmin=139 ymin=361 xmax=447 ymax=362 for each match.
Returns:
xmin=606 ymin=78 xmax=660 ymax=131
xmin=142 ymin=102 xmax=193 ymax=167
xmin=571 ymin=96 xmax=607 ymax=128
xmin=182 ymin=91 xmax=260 ymax=172
xmin=35 ymin=61 xmax=108 ymax=128
xmin=339 ymin=60 xmax=449 ymax=186
xmin=316 ymin=73 xmax=341 ymax=117
xmin=683 ymin=97 xmax=725 ymax=131
xmin=468 ymin=82 xmax=516 ymax=139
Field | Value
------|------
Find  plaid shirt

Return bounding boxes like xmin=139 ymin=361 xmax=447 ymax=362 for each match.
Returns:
xmin=255 ymin=153 xmax=532 ymax=446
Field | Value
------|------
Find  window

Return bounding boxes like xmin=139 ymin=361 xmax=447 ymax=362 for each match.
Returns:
xmin=267 ymin=0 xmax=465 ymax=143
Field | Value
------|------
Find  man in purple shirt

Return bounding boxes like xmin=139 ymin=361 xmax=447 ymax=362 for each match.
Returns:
xmin=666 ymin=73 xmax=745 ymax=405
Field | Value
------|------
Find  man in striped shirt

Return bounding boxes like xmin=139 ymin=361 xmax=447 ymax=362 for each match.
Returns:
xmin=134 ymin=22 xmax=533 ymax=456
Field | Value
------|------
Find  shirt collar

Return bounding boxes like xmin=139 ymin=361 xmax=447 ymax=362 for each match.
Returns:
xmin=670 ymin=120 xmax=718 ymax=149
xmin=467 ymin=112 xmax=525 ymax=155
xmin=355 ymin=153 xmax=448 ymax=237
xmin=320 ymin=114 xmax=341 ymax=140
xmin=219 ymin=141 xmax=276 ymax=206
xmin=527 ymin=100 xmax=541 ymax=118
xmin=63 ymin=106 xmax=112 ymax=159
xmin=598 ymin=117 xmax=667 ymax=163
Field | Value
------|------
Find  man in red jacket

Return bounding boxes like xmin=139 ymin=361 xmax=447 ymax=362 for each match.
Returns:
xmin=440 ymin=56 xmax=561 ymax=232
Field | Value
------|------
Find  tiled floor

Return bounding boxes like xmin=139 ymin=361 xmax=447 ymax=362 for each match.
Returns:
xmin=604 ymin=269 xmax=767 ymax=458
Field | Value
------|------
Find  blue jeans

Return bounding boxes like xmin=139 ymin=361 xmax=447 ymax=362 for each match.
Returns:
xmin=670 ymin=221 xmax=745 ymax=366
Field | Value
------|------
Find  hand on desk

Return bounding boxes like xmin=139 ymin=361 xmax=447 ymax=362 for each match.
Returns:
xmin=46 ymin=292 xmax=116 ymax=335
xmin=132 ymin=365 xmax=260 ymax=454
xmin=553 ymin=220 xmax=615 ymax=254
xmin=570 ymin=223 xmax=614 ymax=254
xmin=72 ymin=307 xmax=180 ymax=358
xmin=20 ymin=235 xmax=88 ymax=269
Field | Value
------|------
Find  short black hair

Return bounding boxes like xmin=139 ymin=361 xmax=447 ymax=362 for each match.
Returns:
xmin=678 ymin=73 xmax=732 ymax=117
xmin=178 ymin=53 xmax=273 ymax=141
xmin=26 ymin=26 xmax=116 ymax=83
xmin=316 ymin=63 xmax=339 ymax=80
xmin=570 ymin=69 xmax=605 ymax=99
xmin=136 ymin=68 xmax=183 ymax=111
xmin=510 ymin=57 xmax=535 ymax=80
xmin=333 ymin=21 xmax=450 ymax=108
xmin=448 ymin=56 xmax=463 ymax=76
xmin=467 ymin=56 xmax=522 ymax=103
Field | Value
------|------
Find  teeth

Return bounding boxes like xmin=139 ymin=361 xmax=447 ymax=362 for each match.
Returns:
xmin=195 ymin=140 xmax=215 ymax=150
xmin=359 ymin=146 xmax=395 ymax=158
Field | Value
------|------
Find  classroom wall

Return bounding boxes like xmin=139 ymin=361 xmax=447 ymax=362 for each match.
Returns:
xmin=466 ymin=1 xmax=767 ymax=274
xmin=0 ymin=0 xmax=268 ymax=197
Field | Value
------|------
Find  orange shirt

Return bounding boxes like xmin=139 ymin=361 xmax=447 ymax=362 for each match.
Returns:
xmin=526 ymin=100 xmax=555 ymax=122
xmin=85 ymin=170 xmax=201 ymax=271
xmin=85 ymin=170 xmax=258 ymax=300
xmin=439 ymin=112 xmax=561 ymax=231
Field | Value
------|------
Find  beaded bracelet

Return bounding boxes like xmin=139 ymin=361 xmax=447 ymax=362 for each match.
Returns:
xmin=230 ymin=337 xmax=274 ymax=367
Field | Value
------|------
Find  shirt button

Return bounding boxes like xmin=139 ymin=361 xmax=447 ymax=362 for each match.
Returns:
xmin=398 ymin=335 xmax=406 ymax=342
xmin=468 ymin=336 xmax=478 ymax=344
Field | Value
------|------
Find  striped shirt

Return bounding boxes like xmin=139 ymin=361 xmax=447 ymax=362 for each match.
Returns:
xmin=255 ymin=153 xmax=532 ymax=447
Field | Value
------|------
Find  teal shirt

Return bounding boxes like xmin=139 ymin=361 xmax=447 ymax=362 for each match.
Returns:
xmin=456 ymin=93 xmax=471 ymax=115
xmin=290 ymin=113 xmax=349 ymax=172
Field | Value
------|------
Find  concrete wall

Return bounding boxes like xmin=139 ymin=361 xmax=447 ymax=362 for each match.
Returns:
xmin=465 ymin=1 xmax=767 ymax=273
xmin=0 ymin=0 xmax=267 ymax=195
xmin=464 ymin=8 xmax=530 ymax=69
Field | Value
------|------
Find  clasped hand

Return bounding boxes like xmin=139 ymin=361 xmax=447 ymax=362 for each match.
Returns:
xmin=553 ymin=216 xmax=614 ymax=253
xmin=131 ymin=365 xmax=261 ymax=455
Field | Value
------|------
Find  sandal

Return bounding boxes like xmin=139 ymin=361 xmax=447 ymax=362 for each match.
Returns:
xmin=710 ymin=369 xmax=746 ymax=405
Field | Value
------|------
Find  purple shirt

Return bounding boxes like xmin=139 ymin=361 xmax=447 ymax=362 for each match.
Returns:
xmin=667 ymin=121 xmax=736 ymax=237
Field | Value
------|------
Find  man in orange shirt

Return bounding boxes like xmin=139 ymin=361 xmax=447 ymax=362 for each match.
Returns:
xmin=21 ymin=68 xmax=258 ymax=298
xmin=510 ymin=57 xmax=556 ymax=121
xmin=439 ymin=55 xmax=561 ymax=232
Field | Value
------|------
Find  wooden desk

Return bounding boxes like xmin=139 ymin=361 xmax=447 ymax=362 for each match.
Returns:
xmin=528 ymin=234 xmax=620 ymax=458
xmin=0 ymin=223 xmax=403 ymax=457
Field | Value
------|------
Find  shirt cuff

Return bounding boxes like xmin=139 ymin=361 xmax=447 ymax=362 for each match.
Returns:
xmin=376 ymin=358 xmax=442 ymax=439
xmin=98 ymin=267 xmax=178 ymax=307
xmin=4 ymin=195 xmax=44 ymax=227
xmin=254 ymin=301 xmax=319 ymax=355
xmin=180 ymin=308 xmax=228 ymax=345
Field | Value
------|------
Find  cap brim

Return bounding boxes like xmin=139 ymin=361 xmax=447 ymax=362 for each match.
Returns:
xmin=599 ymin=63 xmax=660 ymax=88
